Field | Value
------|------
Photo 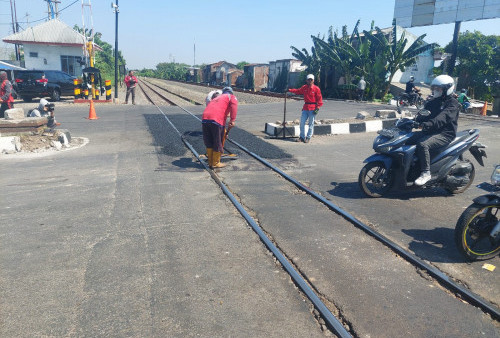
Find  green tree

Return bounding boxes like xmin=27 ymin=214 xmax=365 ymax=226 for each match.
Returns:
xmin=291 ymin=36 xmax=321 ymax=86
xmin=443 ymin=31 xmax=499 ymax=101
xmin=236 ymin=61 xmax=249 ymax=70
xmin=73 ymin=25 xmax=125 ymax=85
xmin=367 ymin=20 xmax=436 ymax=96
xmin=154 ymin=62 xmax=190 ymax=80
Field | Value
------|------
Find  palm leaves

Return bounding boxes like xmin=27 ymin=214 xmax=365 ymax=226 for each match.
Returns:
xmin=290 ymin=20 xmax=436 ymax=99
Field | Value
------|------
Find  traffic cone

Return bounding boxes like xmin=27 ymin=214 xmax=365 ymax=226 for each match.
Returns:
xmin=481 ymin=101 xmax=488 ymax=116
xmin=87 ymin=100 xmax=99 ymax=120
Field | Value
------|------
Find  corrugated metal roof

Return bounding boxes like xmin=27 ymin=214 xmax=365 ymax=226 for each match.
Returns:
xmin=3 ymin=19 xmax=86 ymax=46
xmin=0 ymin=60 xmax=25 ymax=70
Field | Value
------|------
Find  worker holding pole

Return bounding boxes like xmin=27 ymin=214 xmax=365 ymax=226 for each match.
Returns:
xmin=201 ymin=87 xmax=238 ymax=169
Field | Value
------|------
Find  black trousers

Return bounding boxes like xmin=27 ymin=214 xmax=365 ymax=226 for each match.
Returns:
xmin=0 ymin=101 xmax=13 ymax=118
xmin=125 ymin=86 xmax=136 ymax=104
xmin=407 ymin=132 xmax=452 ymax=172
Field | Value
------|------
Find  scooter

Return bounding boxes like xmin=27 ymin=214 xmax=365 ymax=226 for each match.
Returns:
xmin=455 ymin=165 xmax=500 ymax=261
xmin=358 ymin=109 xmax=487 ymax=197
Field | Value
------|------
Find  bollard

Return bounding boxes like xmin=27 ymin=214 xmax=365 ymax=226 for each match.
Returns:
xmin=73 ymin=79 xmax=81 ymax=99
xmin=94 ymin=88 xmax=100 ymax=101
xmin=105 ymin=80 xmax=112 ymax=101
xmin=83 ymin=88 xmax=89 ymax=99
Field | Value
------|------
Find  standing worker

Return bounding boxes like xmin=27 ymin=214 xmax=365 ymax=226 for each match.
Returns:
xmin=202 ymin=87 xmax=238 ymax=169
xmin=0 ymin=71 xmax=14 ymax=118
xmin=357 ymin=76 xmax=366 ymax=101
xmin=288 ymin=74 xmax=323 ymax=143
xmin=124 ymin=70 xmax=138 ymax=105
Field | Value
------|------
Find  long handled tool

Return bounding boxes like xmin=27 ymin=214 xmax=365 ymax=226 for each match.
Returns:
xmin=221 ymin=126 xmax=238 ymax=159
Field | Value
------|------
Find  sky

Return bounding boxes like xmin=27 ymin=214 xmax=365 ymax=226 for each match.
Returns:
xmin=1 ymin=0 xmax=499 ymax=69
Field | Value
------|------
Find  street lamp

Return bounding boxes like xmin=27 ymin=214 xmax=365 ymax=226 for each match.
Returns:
xmin=112 ymin=1 xmax=119 ymax=101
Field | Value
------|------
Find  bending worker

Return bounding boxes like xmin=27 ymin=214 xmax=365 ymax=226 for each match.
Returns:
xmin=202 ymin=86 xmax=238 ymax=169
xmin=410 ymin=74 xmax=460 ymax=186
xmin=288 ymin=74 xmax=323 ymax=143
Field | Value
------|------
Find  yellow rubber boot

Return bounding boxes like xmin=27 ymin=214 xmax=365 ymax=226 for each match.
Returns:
xmin=211 ymin=151 xmax=226 ymax=169
xmin=206 ymin=148 xmax=213 ymax=166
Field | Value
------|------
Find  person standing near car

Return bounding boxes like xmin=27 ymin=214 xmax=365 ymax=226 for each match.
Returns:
xmin=0 ymin=71 xmax=14 ymax=118
xmin=124 ymin=70 xmax=138 ymax=104
xmin=288 ymin=74 xmax=323 ymax=143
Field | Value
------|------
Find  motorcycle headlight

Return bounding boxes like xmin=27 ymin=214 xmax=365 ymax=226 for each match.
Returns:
xmin=491 ymin=165 xmax=500 ymax=186
xmin=376 ymin=146 xmax=392 ymax=153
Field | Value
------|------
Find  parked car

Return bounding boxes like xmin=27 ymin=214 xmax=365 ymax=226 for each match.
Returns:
xmin=15 ymin=70 xmax=76 ymax=102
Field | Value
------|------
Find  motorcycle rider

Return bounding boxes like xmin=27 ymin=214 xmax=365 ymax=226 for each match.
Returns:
xmin=405 ymin=76 xmax=420 ymax=105
xmin=457 ymin=88 xmax=471 ymax=110
xmin=410 ymin=75 xmax=460 ymax=186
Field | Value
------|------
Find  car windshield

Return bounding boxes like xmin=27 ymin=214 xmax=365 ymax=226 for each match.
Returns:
xmin=17 ymin=71 xmax=45 ymax=81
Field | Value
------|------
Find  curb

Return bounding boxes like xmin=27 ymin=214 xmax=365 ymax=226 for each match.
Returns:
xmin=265 ymin=119 xmax=398 ymax=137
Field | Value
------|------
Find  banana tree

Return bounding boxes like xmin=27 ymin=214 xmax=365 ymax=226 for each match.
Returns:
xmin=312 ymin=20 xmax=363 ymax=99
xmin=366 ymin=22 xmax=437 ymax=96
xmin=291 ymin=36 xmax=321 ymax=86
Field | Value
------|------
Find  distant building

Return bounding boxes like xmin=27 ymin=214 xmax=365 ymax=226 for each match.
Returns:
xmin=242 ymin=64 xmax=269 ymax=91
xmin=226 ymin=69 xmax=243 ymax=87
xmin=268 ymin=59 xmax=306 ymax=90
xmin=203 ymin=61 xmax=238 ymax=85
xmin=2 ymin=19 xmax=101 ymax=77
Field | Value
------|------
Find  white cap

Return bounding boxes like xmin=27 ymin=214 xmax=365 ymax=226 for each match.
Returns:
xmin=306 ymin=74 xmax=314 ymax=80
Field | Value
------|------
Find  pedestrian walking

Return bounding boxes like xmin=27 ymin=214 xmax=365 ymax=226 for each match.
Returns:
xmin=124 ymin=70 xmax=138 ymax=104
xmin=0 ymin=71 xmax=15 ymax=118
xmin=288 ymin=74 xmax=323 ymax=143
xmin=201 ymin=87 xmax=238 ymax=169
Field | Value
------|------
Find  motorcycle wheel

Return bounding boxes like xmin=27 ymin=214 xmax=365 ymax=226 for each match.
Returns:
xmin=445 ymin=161 xmax=475 ymax=194
xmin=396 ymin=98 xmax=407 ymax=107
xmin=358 ymin=161 xmax=394 ymax=198
xmin=455 ymin=204 xmax=500 ymax=261
xmin=415 ymin=97 xmax=424 ymax=109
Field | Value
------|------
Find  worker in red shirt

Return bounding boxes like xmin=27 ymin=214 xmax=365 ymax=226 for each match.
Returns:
xmin=124 ymin=70 xmax=138 ymax=104
xmin=202 ymin=87 xmax=238 ymax=169
xmin=0 ymin=71 xmax=15 ymax=118
xmin=288 ymin=74 xmax=323 ymax=143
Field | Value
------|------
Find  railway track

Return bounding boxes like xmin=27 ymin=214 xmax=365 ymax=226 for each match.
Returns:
xmin=138 ymin=80 xmax=500 ymax=336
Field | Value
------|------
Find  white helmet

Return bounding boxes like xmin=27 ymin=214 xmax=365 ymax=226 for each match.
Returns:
xmin=431 ymin=75 xmax=455 ymax=97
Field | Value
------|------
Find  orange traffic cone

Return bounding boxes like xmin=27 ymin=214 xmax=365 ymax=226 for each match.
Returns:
xmin=481 ymin=101 xmax=488 ymax=116
xmin=87 ymin=100 xmax=99 ymax=120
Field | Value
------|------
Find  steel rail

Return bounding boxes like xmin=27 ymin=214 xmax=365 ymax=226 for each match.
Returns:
xmin=140 ymin=81 xmax=352 ymax=337
xmin=142 ymin=78 xmax=203 ymax=105
xmin=152 ymin=92 xmax=500 ymax=321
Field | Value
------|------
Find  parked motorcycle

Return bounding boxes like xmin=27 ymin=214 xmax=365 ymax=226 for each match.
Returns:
xmin=454 ymin=165 xmax=500 ymax=261
xmin=396 ymin=90 xmax=424 ymax=109
xmin=358 ymin=109 xmax=487 ymax=197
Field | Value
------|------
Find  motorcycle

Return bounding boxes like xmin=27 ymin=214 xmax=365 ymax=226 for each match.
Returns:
xmin=358 ymin=109 xmax=488 ymax=197
xmin=396 ymin=90 xmax=424 ymax=109
xmin=455 ymin=165 xmax=500 ymax=261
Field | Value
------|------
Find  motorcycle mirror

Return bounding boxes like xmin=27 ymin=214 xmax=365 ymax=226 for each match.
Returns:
xmin=417 ymin=109 xmax=431 ymax=117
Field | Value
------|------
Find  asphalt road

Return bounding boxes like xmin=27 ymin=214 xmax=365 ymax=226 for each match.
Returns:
xmin=1 ymin=99 xmax=498 ymax=337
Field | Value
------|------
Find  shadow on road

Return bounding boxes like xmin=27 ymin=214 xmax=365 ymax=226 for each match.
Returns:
xmin=402 ymin=227 xmax=465 ymax=263
xmin=328 ymin=181 xmax=454 ymax=200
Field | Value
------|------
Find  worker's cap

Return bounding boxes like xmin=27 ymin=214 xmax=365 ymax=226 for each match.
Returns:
xmin=306 ymin=74 xmax=314 ymax=80
xmin=222 ymin=86 xmax=233 ymax=95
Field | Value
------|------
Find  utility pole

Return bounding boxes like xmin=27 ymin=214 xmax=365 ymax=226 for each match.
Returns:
xmin=447 ymin=21 xmax=461 ymax=76
xmin=112 ymin=1 xmax=119 ymax=100
xmin=9 ymin=0 xmax=20 ymax=61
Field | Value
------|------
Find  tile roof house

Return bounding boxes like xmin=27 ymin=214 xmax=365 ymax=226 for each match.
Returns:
xmin=2 ymin=19 xmax=100 ymax=77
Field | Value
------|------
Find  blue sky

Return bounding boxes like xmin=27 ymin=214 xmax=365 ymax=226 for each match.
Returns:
xmin=1 ymin=0 xmax=499 ymax=69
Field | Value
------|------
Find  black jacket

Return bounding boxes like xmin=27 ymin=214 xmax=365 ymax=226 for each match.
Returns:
xmin=417 ymin=96 xmax=460 ymax=140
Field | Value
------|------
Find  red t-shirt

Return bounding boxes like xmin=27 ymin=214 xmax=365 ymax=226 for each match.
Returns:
xmin=202 ymin=93 xmax=238 ymax=126
xmin=289 ymin=84 xmax=323 ymax=111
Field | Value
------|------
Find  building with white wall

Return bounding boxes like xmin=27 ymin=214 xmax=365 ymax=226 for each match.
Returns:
xmin=2 ymin=19 xmax=96 ymax=77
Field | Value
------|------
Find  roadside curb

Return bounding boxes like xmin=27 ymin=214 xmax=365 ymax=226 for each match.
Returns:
xmin=265 ymin=118 xmax=398 ymax=137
